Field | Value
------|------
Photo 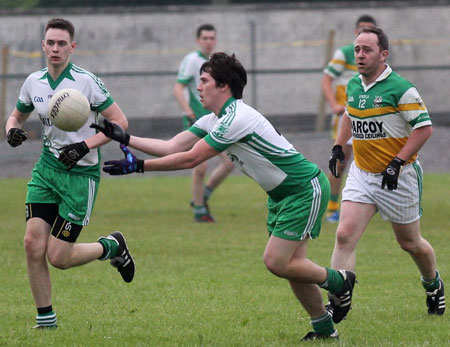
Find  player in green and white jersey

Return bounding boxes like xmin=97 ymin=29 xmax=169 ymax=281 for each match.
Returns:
xmin=329 ymin=27 xmax=445 ymax=318
xmin=94 ymin=52 xmax=357 ymax=341
xmin=173 ymin=24 xmax=234 ymax=223
xmin=5 ymin=18 xmax=135 ymax=329
xmin=322 ymin=15 xmax=377 ymax=222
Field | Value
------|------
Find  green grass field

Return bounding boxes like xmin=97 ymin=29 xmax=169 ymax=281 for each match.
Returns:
xmin=1 ymin=174 xmax=449 ymax=346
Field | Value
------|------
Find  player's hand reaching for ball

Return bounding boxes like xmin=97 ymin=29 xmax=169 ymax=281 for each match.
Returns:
xmin=103 ymin=144 xmax=144 ymax=175
xmin=58 ymin=141 xmax=90 ymax=170
xmin=90 ymin=119 xmax=130 ymax=145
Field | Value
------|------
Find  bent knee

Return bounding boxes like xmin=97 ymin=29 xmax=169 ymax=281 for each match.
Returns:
xmin=263 ymin=252 xmax=287 ymax=277
xmin=47 ymin=253 xmax=70 ymax=270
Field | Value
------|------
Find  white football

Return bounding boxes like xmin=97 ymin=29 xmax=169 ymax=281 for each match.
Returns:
xmin=48 ymin=88 xmax=90 ymax=132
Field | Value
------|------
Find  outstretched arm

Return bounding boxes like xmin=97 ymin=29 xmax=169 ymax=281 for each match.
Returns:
xmin=142 ymin=138 xmax=219 ymax=171
xmin=103 ymin=139 xmax=220 ymax=175
xmin=129 ymin=130 xmax=201 ymax=157
xmin=58 ymin=102 xmax=129 ymax=170
xmin=92 ymin=118 xmax=200 ymax=157
xmin=85 ymin=102 xmax=128 ymax=150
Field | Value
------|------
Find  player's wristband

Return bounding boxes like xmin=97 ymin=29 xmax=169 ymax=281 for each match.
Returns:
xmin=123 ymin=133 xmax=130 ymax=146
xmin=393 ymin=156 xmax=405 ymax=166
xmin=136 ymin=159 xmax=145 ymax=173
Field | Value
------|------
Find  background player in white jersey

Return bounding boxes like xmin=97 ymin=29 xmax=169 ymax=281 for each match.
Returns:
xmin=5 ymin=18 xmax=135 ymax=329
xmin=173 ymin=24 xmax=234 ymax=223
xmin=322 ymin=15 xmax=377 ymax=222
xmin=93 ymin=52 xmax=356 ymax=341
xmin=328 ymin=27 xmax=445 ymax=318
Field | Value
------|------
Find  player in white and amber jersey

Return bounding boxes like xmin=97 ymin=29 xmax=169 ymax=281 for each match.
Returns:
xmin=345 ymin=65 xmax=431 ymax=173
xmin=322 ymin=15 xmax=377 ymax=222
xmin=328 ymin=27 xmax=445 ymax=318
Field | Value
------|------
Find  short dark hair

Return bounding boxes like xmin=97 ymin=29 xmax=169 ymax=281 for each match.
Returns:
xmin=45 ymin=18 xmax=75 ymax=41
xmin=356 ymin=15 xmax=377 ymax=27
xmin=200 ymin=52 xmax=247 ymax=99
xmin=359 ymin=26 xmax=389 ymax=51
xmin=196 ymin=24 xmax=216 ymax=38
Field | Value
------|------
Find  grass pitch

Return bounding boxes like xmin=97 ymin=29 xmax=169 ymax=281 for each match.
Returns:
xmin=1 ymin=174 xmax=449 ymax=346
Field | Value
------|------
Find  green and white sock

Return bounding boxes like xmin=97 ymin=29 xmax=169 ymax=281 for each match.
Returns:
xmin=422 ymin=270 xmax=441 ymax=291
xmin=311 ymin=312 xmax=334 ymax=336
xmin=194 ymin=205 xmax=208 ymax=217
xmin=36 ymin=306 xmax=57 ymax=327
xmin=98 ymin=237 xmax=119 ymax=260
xmin=203 ymin=185 xmax=213 ymax=203
xmin=319 ymin=268 xmax=344 ymax=295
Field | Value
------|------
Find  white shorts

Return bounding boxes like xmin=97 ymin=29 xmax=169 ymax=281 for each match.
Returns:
xmin=342 ymin=160 xmax=423 ymax=223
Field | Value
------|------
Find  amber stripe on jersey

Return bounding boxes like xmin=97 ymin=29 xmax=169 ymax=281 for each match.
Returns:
xmin=330 ymin=59 xmax=358 ymax=71
xmin=353 ymin=137 xmax=418 ymax=173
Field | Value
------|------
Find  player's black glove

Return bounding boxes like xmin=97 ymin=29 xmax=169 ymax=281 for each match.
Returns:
xmin=90 ymin=119 xmax=130 ymax=145
xmin=103 ymin=144 xmax=144 ymax=175
xmin=7 ymin=128 xmax=28 ymax=147
xmin=58 ymin=141 xmax=90 ymax=170
xmin=329 ymin=144 xmax=345 ymax=178
xmin=381 ymin=156 xmax=405 ymax=191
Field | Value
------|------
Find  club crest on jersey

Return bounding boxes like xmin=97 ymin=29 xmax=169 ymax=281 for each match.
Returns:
xmin=373 ymin=96 xmax=383 ymax=108
xmin=416 ymin=97 xmax=424 ymax=107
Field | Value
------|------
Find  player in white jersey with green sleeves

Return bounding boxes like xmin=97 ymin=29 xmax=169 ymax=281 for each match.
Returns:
xmin=173 ymin=24 xmax=234 ymax=223
xmin=5 ymin=18 xmax=135 ymax=329
xmin=94 ymin=52 xmax=356 ymax=341
xmin=322 ymin=15 xmax=377 ymax=222
xmin=329 ymin=27 xmax=445 ymax=319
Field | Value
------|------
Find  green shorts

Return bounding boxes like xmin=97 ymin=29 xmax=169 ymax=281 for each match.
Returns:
xmin=267 ymin=171 xmax=330 ymax=241
xmin=26 ymin=161 xmax=99 ymax=226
